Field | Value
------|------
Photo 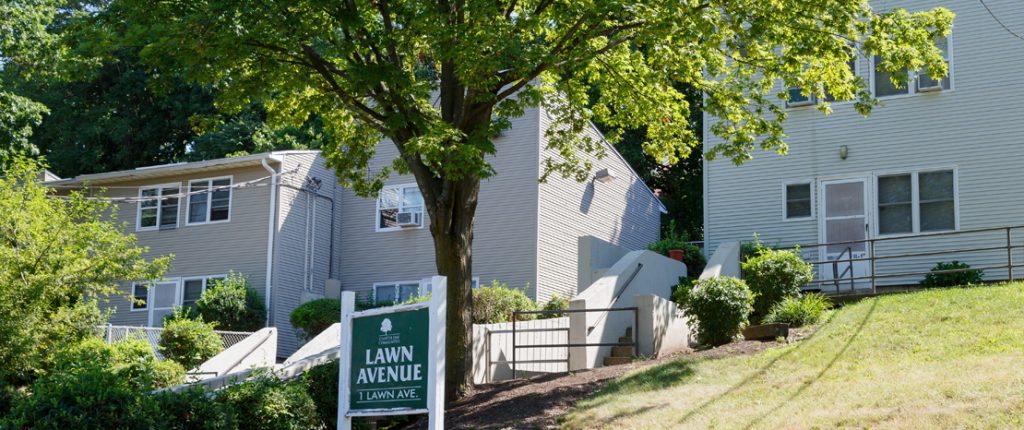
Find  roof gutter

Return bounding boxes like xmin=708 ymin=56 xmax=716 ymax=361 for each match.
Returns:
xmin=260 ymin=156 xmax=282 ymax=326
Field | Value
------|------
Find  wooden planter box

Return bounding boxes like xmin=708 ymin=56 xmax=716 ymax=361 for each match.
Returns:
xmin=742 ymin=323 xmax=789 ymax=341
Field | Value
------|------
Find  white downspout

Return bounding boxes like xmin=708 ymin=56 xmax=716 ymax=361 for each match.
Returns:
xmin=261 ymin=157 xmax=281 ymax=326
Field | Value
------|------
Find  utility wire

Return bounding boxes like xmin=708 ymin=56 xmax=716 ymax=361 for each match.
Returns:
xmin=979 ymin=0 xmax=1024 ymax=41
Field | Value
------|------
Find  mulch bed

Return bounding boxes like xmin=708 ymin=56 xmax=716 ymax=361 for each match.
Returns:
xmin=407 ymin=329 xmax=811 ymax=429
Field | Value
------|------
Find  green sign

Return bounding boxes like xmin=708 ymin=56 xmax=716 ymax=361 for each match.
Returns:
xmin=349 ymin=307 xmax=429 ymax=411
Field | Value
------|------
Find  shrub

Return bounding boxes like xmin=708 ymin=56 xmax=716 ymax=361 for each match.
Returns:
xmin=196 ymin=272 xmax=266 ymax=332
xmin=648 ymin=220 xmax=707 ymax=275
xmin=739 ymin=233 xmax=773 ymax=262
xmin=539 ymin=294 xmax=569 ymax=318
xmin=153 ymin=385 xmax=236 ymax=430
xmin=920 ymin=261 xmax=984 ymax=288
xmin=302 ymin=359 xmax=339 ymax=428
xmin=216 ymin=373 xmax=321 ymax=430
xmin=472 ymin=280 xmax=537 ymax=324
xmin=676 ymin=276 xmax=753 ymax=346
xmin=290 ymin=298 xmax=341 ymax=341
xmin=763 ymin=293 xmax=832 ymax=327
xmin=741 ymin=248 xmax=813 ymax=321
xmin=671 ymin=276 xmax=695 ymax=306
xmin=159 ymin=308 xmax=224 ymax=369
xmin=2 ymin=337 xmax=183 ymax=429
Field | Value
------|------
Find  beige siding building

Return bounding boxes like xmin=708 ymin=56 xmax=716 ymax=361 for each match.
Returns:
xmin=703 ymin=0 xmax=1024 ymax=289
xmin=50 ymin=105 xmax=665 ymax=356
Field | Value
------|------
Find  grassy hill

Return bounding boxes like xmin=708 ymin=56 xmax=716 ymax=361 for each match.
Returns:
xmin=564 ymin=283 xmax=1024 ymax=429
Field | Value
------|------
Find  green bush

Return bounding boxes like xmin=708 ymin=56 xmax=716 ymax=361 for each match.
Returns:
xmin=159 ymin=308 xmax=224 ymax=369
xmin=676 ymin=276 xmax=754 ymax=346
xmin=302 ymin=359 xmax=339 ymax=428
xmin=216 ymin=373 xmax=321 ymax=430
xmin=919 ymin=261 xmax=984 ymax=288
xmin=539 ymin=294 xmax=569 ymax=318
xmin=741 ymin=248 xmax=813 ymax=321
xmin=2 ymin=337 xmax=183 ymax=429
xmin=739 ymin=233 xmax=773 ymax=262
xmin=290 ymin=298 xmax=341 ymax=341
xmin=153 ymin=385 xmax=236 ymax=430
xmin=763 ymin=293 xmax=832 ymax=327
xmin=196 ymin=272 xmax=266 ymax=332
xmin=648 ymin=220 xmax=707 ymax=275
xmin=472 ymin=280 xmax=537 ymax=324
xmin=671 ymin=276 xmax=695 ymax=306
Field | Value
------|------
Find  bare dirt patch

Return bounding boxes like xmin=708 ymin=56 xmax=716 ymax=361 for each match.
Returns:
xmin=423 ymin=331 xmax=809 ymax=430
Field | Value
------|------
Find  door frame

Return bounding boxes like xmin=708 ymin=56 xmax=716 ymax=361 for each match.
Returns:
xmin=817 ymin=177 xmax=873 ymax=286
xmin=148 ymin=278 xmax=182 ymax=327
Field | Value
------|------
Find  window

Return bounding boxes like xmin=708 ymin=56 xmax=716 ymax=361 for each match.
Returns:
xmin=374 ymin=281 xmax=422 ymax=304
xmin=877 ymin=170 xmax=956 ymax=235
xmin=785 ymin=87 xmax=816 ymax=108
xmin=918 ymin=35 xmax=951 ymax=92
xmin=187 ymin=177 xmax=232 ymax=225
xmin=180 ymin=276 xmax=226 ymax=310
xmin=131 ymin=283 xmax=149 ymax=310
xmin=377 ymin=184 xmax=424 ymax=231
xmin=784 ymin=183 xmax=813 ymax=219
xmin=137 ymin=184 xmax=180 ymax=231
xmin=873 ymin=55 xmax=909 ymax=97
xmin=875 ymin=34 xmax=952 ymax=97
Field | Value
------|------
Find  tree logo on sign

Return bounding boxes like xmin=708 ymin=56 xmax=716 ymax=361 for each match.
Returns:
xmin=381 ymin=318 xmax=393 ymax=334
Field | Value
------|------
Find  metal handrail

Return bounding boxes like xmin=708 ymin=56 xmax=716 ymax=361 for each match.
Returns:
xmin=779 ymin=224 xmax=1023 ymax=294
xmin=510 ymin=307 xmax=638 ymax=380
xmin=586 ymin=263 xmax=643 ymax=334
xmin=783 ymin=223 xmax=1024 ymax=249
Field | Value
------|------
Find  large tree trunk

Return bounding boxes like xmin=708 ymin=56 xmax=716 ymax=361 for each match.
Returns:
xmin=427 ymin=177 xmax=480 ymax=403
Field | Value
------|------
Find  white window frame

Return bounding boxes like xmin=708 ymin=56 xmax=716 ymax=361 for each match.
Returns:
xmin=873 ymin=167 xmax=959 ymax=238
xmin=146 ymin=278 xmax=182 ymax=327
xmin=375 ymin=183 xmax=425 ymax=232
xmin=130 ymin=282 xmax=150 ymax=311
xmin=871 ymin=32 xmax=954 ymax=99
xmin=136 ymin=182 xmax=181 ymax=232
xmin=372 ymin=277 xmax=480 ymax=304
xmin=782 ymin=180 xmax=815 ymax=221
xmin=372 ymin=280 xmax=424 ymax=304
xmin=179 ymin=274 xmax=227 ymax=309
xmin=186 ymin=176 xmax=233 ymax=226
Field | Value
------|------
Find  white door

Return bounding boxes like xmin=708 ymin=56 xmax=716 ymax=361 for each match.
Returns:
xmin=148 ymin=280 xmax=180 ymax=327
xmin=819 ymin=179 xmax=872 ymax=292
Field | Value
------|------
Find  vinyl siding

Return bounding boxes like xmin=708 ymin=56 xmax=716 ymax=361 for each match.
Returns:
xmin=336 ymin=107 xmax=541 ymax=301
xmin=536 ymin=106 xmax=663 ymax=304
xmin=272 ymin=152 xmax=338 ymax=354
xmin=94 ymin=165 xmax=274 ymax=326
xmin=704 ymin=0 xmax=1024 ymax=285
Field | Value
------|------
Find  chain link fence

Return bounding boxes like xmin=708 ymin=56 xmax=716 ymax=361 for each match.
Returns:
xmin=97 ymin=324 xmax=254 ymax=360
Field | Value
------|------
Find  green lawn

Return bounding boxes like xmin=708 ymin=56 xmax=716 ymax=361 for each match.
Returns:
xmin=564 ymin=283 xmax=1024 ymax=429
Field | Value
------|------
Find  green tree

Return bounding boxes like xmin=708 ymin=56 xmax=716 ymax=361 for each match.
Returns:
xmin=1 ymin=1 xmax=327 ymax=177
xmin=0 ymin=158 xmax=170 ymax=385
xmin=105 ymin=0 xmax=952 ymax=400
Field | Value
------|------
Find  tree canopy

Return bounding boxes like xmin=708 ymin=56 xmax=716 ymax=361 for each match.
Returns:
xmin=0 ymin=158 xmax=170 ymax=385
xmin=49 ymin=0 xmax=954 ymax=400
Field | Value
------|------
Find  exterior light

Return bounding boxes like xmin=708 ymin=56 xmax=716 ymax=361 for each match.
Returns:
xmin=594 ymin=168 xmax=617 ymax=183
xmin=839 ymin=145 xmax=849 ymax=160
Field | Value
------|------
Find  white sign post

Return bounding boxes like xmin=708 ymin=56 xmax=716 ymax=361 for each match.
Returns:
xmin=338 ymin=276 xmax=446 ymax=430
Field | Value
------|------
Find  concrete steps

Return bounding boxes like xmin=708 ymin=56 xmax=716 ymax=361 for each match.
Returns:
xmin=603 ymin=327 xmax=635 ymax=367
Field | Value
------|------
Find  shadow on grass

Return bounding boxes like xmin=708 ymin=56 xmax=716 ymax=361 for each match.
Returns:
xmin=580 ymin=359 xmax=700 ymax=409
xmin=669 ymin=303 xmax=850 ymax=427
xmin=739 ymin=297 xmax=880 ymax=429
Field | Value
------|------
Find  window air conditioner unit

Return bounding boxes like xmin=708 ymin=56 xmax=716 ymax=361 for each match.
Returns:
xmin=917 ymin=76 xmax=944 ymax=92
xmin=786 ymin=97 xmax=816 ymax=108
xmin=396 ymin=212 xmax=421 ymax=227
